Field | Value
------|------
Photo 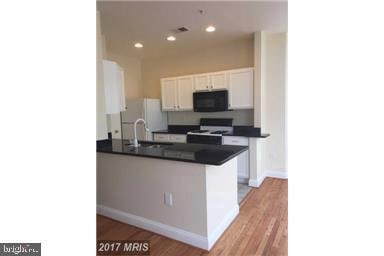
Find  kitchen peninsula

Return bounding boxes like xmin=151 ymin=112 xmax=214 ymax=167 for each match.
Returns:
xmin=97 ymin=139 xmax=248 ymax=250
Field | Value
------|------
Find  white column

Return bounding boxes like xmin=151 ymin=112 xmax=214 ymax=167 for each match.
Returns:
xmin=96 ymin=11 xmax=108 ymax=140
xmin=249 ymin=31 xmax=267 ymax=187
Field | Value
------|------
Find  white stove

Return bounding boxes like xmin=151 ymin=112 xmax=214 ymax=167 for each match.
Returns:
xmin=187 ymin=119 xmax=234 ymax=144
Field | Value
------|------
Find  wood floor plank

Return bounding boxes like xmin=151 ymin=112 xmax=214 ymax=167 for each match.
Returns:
xmin=97 ymin=177 xmax=287 ymax=255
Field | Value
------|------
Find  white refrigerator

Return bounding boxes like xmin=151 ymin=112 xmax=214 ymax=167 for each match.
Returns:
xmin=118 ymin=98 xmax=167 ymax=141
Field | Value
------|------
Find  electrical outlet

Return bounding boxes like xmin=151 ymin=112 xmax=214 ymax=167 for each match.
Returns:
xmin=164 ymin=192 xmax=173 ymax=206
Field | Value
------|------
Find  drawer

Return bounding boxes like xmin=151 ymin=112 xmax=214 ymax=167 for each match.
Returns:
xmin=169 ymin=134 xmax=187 ymax=143
xmin=153 ymin=133 xmax=170 ymax=142
xmin=223 ymin=136 xmax=249 ymax=146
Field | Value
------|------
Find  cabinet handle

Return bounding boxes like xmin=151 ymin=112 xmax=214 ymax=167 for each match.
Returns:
xmin=174 ymin=106 xmax=176 ymax=108
xmin=211 ymin=85 xmax=213 ymax=88
xmin=206 ymin=86 xmax=208 ymax=89
xmin=178 ymin=105 xmax=180 ymax=108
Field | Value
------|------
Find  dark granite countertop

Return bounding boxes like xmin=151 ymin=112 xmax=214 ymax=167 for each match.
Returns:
xmin=97 ymin=139 xmax=248 ymax=166
xmin=153 ymin=125 xmax=270 ymax=138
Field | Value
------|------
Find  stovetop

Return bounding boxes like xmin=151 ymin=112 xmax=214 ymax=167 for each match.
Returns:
xmin=210 ymin=130 xmax=230 ymax=135
xmin=187 ymin=129 xmax=232 ymax=136
xmin=189 ymin=130 xmax=210 ymax=134
xmin=187 ymin=118 xmax=234 ymax=137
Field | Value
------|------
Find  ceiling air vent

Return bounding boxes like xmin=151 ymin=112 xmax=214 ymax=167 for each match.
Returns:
xmin=175 ymin=27 xmax=189 ymax=33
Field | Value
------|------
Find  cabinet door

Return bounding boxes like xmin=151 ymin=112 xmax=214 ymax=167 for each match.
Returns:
xmin=154 ymin=133 xmax=170 ymax=142
xmin=161 ymin=78 xmax=177 ymax=111
xmin=103 ymin=60 xmax=125 ymax=114
xmin=194 ymin=74 xmax=210 ymax=91
xmin=228 ymin=68 xmax=254 ymax=109
xmin=177 ymin=76 xmax=194 ymax=110
xmin=210 ymin=71 xmax=228 ymax=90
xmin=169 ymin=134 xmax=187 ymax=143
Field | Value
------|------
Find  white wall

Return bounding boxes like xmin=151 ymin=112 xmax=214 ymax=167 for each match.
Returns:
xmin=97 ymin=152 xmax=238 ymax=249
xmin=264 ymin=33 xmax=287 ymax=174
xmin=249 ymin=32 xmax=287 ymax=186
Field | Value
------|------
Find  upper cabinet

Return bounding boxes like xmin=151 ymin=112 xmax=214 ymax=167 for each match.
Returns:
xmin=161 ymin=76 xmax=194 ymax=111
xmin=161 ymin=78 xmax=177 ymax=110
xmin=228 ymin=68 xmax=254 ymax=109
xmin=194 ymin=74 xmax=210 ymax=91
xmin=194 ymin=72 xmax=227 ymax=91
xmin=177 ymin=76 xmax=194 ymax=110
xmin=103 ymin=60 xmax=126 ymax=114
xmin=210 ymin=71 xmax=227 ymax=90
xmin=161 ymin=67 xmax=254 ymax=111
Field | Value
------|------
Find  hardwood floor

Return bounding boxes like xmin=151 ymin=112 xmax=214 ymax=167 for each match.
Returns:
xmin=97 ymin=177 xmax=288 ymax=255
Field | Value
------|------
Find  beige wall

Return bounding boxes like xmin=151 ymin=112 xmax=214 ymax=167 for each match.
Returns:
xmin=141 ymin=37 xmax=254 ymax=99
xmin=106 ymin=51 xmax=143 ymax=99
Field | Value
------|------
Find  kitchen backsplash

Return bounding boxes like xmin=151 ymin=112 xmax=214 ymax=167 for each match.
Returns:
xmin=167 ymin=109 xmax=254 ymax=125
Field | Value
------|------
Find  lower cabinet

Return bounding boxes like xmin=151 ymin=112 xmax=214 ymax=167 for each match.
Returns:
xmin=154 ymin=133 xmax=187 ymax=143
xmin=223 ymin=136 xmax=250 ymax=180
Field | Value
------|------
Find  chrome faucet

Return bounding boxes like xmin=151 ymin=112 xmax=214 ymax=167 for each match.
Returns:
xmin=133 ymin=118 xmax=150 ymax=147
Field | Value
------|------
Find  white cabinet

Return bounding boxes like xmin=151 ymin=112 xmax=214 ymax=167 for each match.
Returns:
xmin=177 ymin=76 xmax=194 ymax=110
xmin=194 ymin=72 xmax=227 ymax=91
xmin=169 ymin=134 xmax=187 ymax=143
xmin=161 ymin=76 xmax=194 ymax=111
xmin=194 ymin=74 xmax=210 ymax=91
xmin=160 ymin=67 xmax=254 ymax=111
xmin=223 ymin=136 xmax=249 ymax=179
xmin=161 ymin=78 xmax=177 ymax=111
xmin=103 ymin=60 xmax=126 ymax=114
xmin=210 ymin=71 xmax=228 ymax=90
xmin=228 ymin=68 xmax=254 ymax=109
xmin=153 ymin=133 xmax=170 ymax=142
xmin=154 ymin=133 xmax=187 ymax=143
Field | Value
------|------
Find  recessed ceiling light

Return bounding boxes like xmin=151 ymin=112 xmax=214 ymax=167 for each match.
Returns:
xmin=206 ymin=26 xmax=216 ymax=32
xmin=167 ymin=36 xmax=176 ymax=41
xmin=134 ymin=43 xmax=143 ymax=48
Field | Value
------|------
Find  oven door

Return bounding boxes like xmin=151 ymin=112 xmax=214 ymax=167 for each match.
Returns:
xmin=193 ymin=90 xmax=228 ymax=112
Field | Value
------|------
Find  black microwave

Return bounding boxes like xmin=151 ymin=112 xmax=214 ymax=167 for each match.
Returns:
xmin=193 ymin=90 xmax=228 ymax=112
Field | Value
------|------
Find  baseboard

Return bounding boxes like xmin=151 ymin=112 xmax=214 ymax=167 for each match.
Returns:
xmin=207 ymin=205 xmax=239 ymax=250
xmin=248 ymin=175 xmax=266 ymax=188
xmin=265 ymin=170 xmax=288 ymax=179
xmin=97 ymin=205 xmax=208 ymax=250
xmin=248 ymin=170 xmax=288 ymax=188
xmin=97 ymin=205 xmax=239 ymax=251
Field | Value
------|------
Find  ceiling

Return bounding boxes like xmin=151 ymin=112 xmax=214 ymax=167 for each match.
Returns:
xmin=97 ymin=1 xmax=287 ymax=59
